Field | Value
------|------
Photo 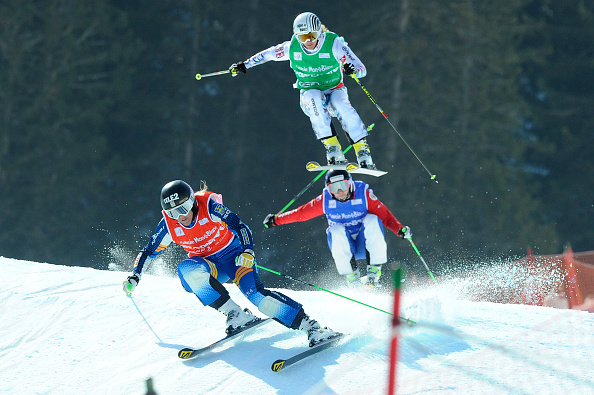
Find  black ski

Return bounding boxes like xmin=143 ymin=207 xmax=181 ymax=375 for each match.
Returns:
xmin=271 ymin=333 xmax=345 ymax=372
xmin=178 ymin=318 xmax=272 ymax=360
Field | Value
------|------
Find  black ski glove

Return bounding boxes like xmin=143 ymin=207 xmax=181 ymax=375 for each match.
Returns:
xmin=397 ymin=226 xmax=412 ymax=239
xmin=343 ymin=63 xmax=355 ymax=76
xmin=263 ymin=213 xmax=277 ymax=229
xmin=229 ymin=61 xmax=247 ymax=76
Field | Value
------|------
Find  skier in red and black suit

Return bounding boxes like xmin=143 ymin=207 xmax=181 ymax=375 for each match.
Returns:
xmin=123 ymin=180 xmax=337 ymax=346
xmin=264 ymin=170 xmax=411 ymax=288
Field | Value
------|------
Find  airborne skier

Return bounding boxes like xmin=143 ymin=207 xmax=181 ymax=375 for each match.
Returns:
xmin=229 ymin=12 xmax=377 ymax=170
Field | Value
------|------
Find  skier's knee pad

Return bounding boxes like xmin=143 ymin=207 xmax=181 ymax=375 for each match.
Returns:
xmin=257 ymin=295 xmax=284 ymax=318
xmin=178 ymin=265 xmax=210 ymax=293
xmin=256 ymin=292 xmax=302 ymax=328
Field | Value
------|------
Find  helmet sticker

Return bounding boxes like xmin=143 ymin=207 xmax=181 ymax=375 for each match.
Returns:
xmin=329 ymin=175 xmax=346 ymax=183
xmin=163 ymin=193 xmax=179 ymax=206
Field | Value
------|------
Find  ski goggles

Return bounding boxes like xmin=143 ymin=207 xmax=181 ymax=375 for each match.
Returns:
xmin=328 ymin=180 xmax=350 ymax=194
xmin=164 ymin=197 xmax=195 ymax=220
xmin=296 ymin=31 xmax=319 ymax=44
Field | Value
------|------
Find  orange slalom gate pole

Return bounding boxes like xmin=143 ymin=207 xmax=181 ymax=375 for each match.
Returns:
xmin=387 ymin=267 xmax=404 ymax=395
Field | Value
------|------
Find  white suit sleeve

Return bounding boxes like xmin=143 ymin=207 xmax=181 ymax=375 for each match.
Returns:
xmin=333 ymin=37 xmax=367 ymax=78
xmin=244 ymin=41 xmax=291 ymax=69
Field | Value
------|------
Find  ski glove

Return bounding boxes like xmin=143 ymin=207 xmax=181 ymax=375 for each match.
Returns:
xmin=263 ymin=213 xmax=277 ymax=228
xmin=235 ymin=249 xmax=255 ymax=268
xmin=123 ymin=274 xmax=140 ymax=295
xmin=343 ymin=63 xmax=356 ymax=76
xmin=397 ymin=226 xmax=412 ymax=240
xmin=229 ymin=62 xmax=247 ymax=76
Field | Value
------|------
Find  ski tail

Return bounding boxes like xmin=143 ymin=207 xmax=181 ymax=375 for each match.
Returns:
xmin=271 ymin=333 xmax=345 ymax=372
xmin=178 ymin=318 xmax=271 ymax=360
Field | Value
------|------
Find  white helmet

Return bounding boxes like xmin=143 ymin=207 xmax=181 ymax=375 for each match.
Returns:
xmin=293 ymin=12 xmax=322 ymax=43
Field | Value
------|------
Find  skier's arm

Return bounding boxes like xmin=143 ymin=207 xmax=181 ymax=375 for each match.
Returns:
xmin=365 ymin=189 xmax=404 ymax=235
xmin=124 ymin=218 xmax=173 ymax=293
xmin=132 ymin=219 xmax=173 ymax=277
xmin=275 ymin=195 xmax=325 ymax=225
xmin=333 ymin=38 xmax=366 ymax=78
xmin=243 ymin=41 xmax=291 ymax=69
xmin=208 ymin=199 xmax=254 ymax=251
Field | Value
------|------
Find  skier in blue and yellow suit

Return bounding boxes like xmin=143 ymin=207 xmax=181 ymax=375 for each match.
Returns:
xmin=123 ymin=180 xmax=337 ymax=346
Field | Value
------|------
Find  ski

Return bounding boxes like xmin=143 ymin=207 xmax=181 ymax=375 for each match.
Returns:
xmin=178 ymin=318 xmax=272 ymax=360
xmin=271 ymin=333 xmax=345 ymax=372
xmin=305 ymin=161 xmax=387 ymax=177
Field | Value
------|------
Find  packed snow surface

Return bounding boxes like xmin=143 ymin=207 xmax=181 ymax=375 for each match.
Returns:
xmin=1 ymin=257 xmax=593 ymax=394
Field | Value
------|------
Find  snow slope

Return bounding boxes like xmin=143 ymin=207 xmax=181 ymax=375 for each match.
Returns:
xmin=1 ymin=257 xmax=593 ymax=395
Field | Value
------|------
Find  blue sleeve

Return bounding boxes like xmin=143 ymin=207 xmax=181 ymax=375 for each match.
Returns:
xmin=133 ymin=218 xmax=170 ymax=275
xmin=208 ymin=199 xmax=254 ymax=251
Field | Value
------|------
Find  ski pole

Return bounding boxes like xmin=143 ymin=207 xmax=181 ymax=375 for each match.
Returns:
xmin=255 ymin=264 xmax=415 ymax=324
xmin=127 ymin=294 xmax=164 ymax=343
xmin=273 ymin=123 xmax=375 ymax=217
xmin=195 ymin=69 xmax=230 ymax=80
xmin=275 ymin=144 xmax=354 ymax=217
xmin=405 ymin=237 xmax=438 ymax=284
xmin=349 ymin=74 xmax=438 ymax=183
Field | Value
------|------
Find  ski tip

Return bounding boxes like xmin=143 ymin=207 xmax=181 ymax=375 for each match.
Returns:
xmin=305 ymin=161 xmax=350 ymax=172
xmin=178 ymin=348 xmax=195 ymax=359
xmin=271 ymin=359 xmax=286 ymax=372
xmin=305 ymin=161 xmax=324 ymax=172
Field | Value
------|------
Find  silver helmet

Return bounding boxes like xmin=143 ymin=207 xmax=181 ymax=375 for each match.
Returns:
xmin=293 ymin=12 xmax=322 ymax=43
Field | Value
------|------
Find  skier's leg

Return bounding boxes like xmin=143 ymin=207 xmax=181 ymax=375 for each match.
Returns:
xmin=213 ymin=239 xmax=337 ymax=344
xmin=327 ymin=224 xmax=361 ymax=286
xmin=328 ymin=87 xmax=367 ymax=142
xmin=362 ymin=214 xmax=387 ymax=285
xmin=177 ymin=256 xmax=232 ymax=309
xmin=327 ymin=224 xmax=356 ymax=275
xmin=237 ymin=268 xmax=305 ymax=326
xmin=300 ymin=89 xmax=346 ymax=164
xmin=214 ymin=239 xmax=301 ymax=328
xmin=329 ymin=88 xmax=376 ymax=168
xmin=300 ymin=89 xmax=332 ymax=139
xmin=178 ymin=252 xmax=259 ymax=333
xmin=350 ymin=229 xmax=368 ymax=278
xmin=237 ymin=267 xmax=337 ymax=346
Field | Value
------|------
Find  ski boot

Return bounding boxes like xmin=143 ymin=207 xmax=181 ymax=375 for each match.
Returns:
xmin=354 ymin=138 xmax=376 ymax=170
xmin=321 ymin=136 xmax=347 ymax=165
xmin=299 ymin=314 xmax=337 ymax=347
xmin=366 ymin=265 xmax=382 ymax=288
xmin=224 ymin=308 xmax=259 ymax=335
xmin=345 ymin=271 xmax=362 ymax=288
